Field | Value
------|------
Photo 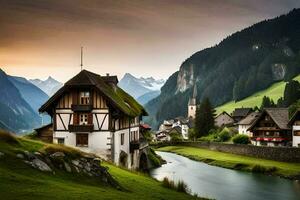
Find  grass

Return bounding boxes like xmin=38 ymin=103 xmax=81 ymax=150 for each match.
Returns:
xmin=157 ymin=146 xmax=300 ymax=179
xmin=216 ymin=74 xmax=300 ymax=114
xmin=0 ymin=131 xmax=203 ymax=200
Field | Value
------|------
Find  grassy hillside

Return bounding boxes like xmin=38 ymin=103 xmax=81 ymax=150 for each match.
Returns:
xmin=0 ymin=132 xmax=201 ymax=200
xmin=216 ymin=74 xmax=300 ymax=114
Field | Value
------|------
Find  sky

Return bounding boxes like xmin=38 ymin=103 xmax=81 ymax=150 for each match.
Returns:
xmin=1 ymin=0 xmax=300 ymax=83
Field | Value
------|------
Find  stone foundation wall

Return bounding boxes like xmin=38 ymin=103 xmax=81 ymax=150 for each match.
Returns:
xmin=153 ymin=141 xmax=300 ymax=163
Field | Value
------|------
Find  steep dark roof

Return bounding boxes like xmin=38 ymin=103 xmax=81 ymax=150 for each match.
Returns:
xmin=288 ymin=109 xmax=300 ymax=125
xmin=216 ymin=111 xmax=233 ymax=119
xmin=39 ymin=70 xmax=147 ymax=117
xmin=237 ymin=112 xmax=260 ymax=125
xmin=232 ymin=108 xmax=253 ymax=117
xmin=34 ymin=123 xmax=52 ymax=131
xmin=248 ymin=108 xmax=290 ymax=130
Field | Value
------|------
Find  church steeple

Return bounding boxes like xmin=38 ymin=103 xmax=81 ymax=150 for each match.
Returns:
xmin=188 ymin=84 xmax=197 ymax=118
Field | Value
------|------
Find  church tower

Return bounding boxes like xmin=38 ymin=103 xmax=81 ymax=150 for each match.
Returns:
xmin=188 ymin=84 xmax=197 ymax=119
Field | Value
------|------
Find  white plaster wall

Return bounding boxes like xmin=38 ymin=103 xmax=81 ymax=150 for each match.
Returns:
xmin=53 ymin=131 xmax=76 ymax=146
xmin=293 ymin=125 xmax=300 ymax=147
xmin=182 ymin=125 xmax=189 ymax=139
xmin=113 ymin=129 xmax=130 ymax=167
xmin=188 ymin=105 xmax=196 ymax=118
xmin=238 ymin=125 xmax=252 ymax=136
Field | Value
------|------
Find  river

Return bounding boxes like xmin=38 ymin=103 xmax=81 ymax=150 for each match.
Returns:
xmin=150 ymin=151 xmax=300 ymax=200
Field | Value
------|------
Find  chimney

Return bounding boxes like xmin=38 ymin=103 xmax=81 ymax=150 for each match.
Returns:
xmin=106 ymin=73 xmax=110 ymax=76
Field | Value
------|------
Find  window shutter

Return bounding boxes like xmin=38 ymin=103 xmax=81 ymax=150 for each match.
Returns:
xmin=73 ymin=113 xmax=78 ymax=125
xmin=88 ymin=113 xmax=93 ymax=124
xmin=72 ymin=91 xmax=78 ymax=105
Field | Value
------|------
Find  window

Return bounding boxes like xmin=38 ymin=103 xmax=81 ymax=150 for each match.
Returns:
xmin=76 ymin=134 xmax=88 ymax=147
xmin=294 ymin=131 xmax=300 ymax=136
xmin=80 ymin=114 xmax=88 ymax=125
xmin=121 ymin=133 xmax=125 ymax=145
xmin=80 ymin=91 xmax=90 ymax=105
xmin=57 ymin=138 xmax=64 ymax=144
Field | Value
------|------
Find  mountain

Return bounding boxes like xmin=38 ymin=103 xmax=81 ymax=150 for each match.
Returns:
xmin=8 ymin=76 xmax=49 ymax=113
xmin=29 ymin=76 xmax=63 ymax=96
xmin=0 ymin=69 xmax=42 ymax=133
xmin=137 ymin=90 xmax=160 ymax=105
xmin=118 ymin=73 xmax=165 ymax=101
xmin=145 ymin=8 xmax=300 ymax=128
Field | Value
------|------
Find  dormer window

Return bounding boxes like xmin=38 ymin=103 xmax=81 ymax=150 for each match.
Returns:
xmin=80 ymin=91 xmax=90 ymax=105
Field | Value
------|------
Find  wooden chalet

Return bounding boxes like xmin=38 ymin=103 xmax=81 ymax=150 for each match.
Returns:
xmin=248 ymin=108 xmax=292 ymax=146
xmin=39 ymin=69 xmax=148 ymax=169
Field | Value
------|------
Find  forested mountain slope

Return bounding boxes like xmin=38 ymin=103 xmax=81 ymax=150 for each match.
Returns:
xmin=145 ymin=9 xmax=300 ymax=128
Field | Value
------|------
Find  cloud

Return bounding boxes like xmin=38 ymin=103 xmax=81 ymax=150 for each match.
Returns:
xmin=0 ymin=0 xmax=299 ymax=81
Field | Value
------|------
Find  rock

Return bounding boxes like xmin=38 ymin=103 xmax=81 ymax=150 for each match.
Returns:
xmin=72 ymin=160 xmax=80 ymax=166
xmin=64 ymin=162 xmax=72 ymax=173
xmin=16 ymin=153 xmax=24 ymax=159
xmin=32 ymin=159 xmax=52 ymax=172
xmin=50 ymin=152 xmax=65 ymax=158
xmin=34 ymin=152 xmax=42 ymax=156
xmin=24 ymin=151 xmax=36 ymax=160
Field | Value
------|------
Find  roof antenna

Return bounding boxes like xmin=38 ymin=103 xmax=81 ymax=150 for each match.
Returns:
xmin=80 ymin=46 xmax=83 ymax=71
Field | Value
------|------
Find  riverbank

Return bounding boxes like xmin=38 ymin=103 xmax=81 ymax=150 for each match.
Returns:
xmin=156 ymin=146 xmax=300 ymax=180
xmin=0 ymin=131 xmax=205 ymax=200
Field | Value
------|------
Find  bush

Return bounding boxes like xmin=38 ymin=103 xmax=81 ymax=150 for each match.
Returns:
xmin=148 ymin=148 xmax=162 ymax=167
xmin=197 ymin=128 xmax=232 ymax=142
xmin=232 ymin=134 xmax=250 ymax=144
xmin=170 ymin=132 xmax=183 ymax=142
xmin=0 ymin=130 xmax=19 ymax=145
xmin=40 ymin=144 xmax=85 ymax=159
xmin=218 ymin=128 xmax=231 ymax=142
xmin=162 ymin=177 xmax=189 ymax=194
xmin=252 ymin=165 xmax=277 ymax=173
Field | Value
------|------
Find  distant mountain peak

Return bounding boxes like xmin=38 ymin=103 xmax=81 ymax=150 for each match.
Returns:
xmin=29 ymin=76 xmax=63 ymax=96
xmin=118 ymin=73 xmax=165 ymax=100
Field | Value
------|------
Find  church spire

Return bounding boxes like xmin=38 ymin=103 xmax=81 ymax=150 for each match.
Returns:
xmin=192 ymin=83 xmax=197 ymax=98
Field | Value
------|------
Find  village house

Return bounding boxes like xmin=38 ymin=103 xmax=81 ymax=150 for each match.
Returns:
xmin=35 ymin=123 xmax=53 ymax=143
xmin=231 ymin=108 xmax=253 ymax=123
xmin=288 ymin=110 xmax=300 ymax=147
xmin=215 ymin=111 xmax=235 ymax=127
xmin=248 ymin=108 xmax=292 ymax=146
xmin=38 ymin=70 xmax=148 ymax=169
xmin=237 ymin=112 xmax=260 ymax=136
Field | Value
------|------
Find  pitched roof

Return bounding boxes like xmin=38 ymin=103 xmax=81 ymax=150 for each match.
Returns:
xmin=232 ymin=108 xmax=253 ymax=117
xmin=248 ymin=108 xmax=290 ymax=130
xmin=216 ymin=111 xmax=233 ymax=119
xmin=288 ymin=109 xmax=300 ymax=125
xmin=237 ymin=112 xmax=260 ymax=125
xmin=34 ymin=123 xmax=53 ymax=131
xmin=39 ymin=70 xmax=147 ymax=117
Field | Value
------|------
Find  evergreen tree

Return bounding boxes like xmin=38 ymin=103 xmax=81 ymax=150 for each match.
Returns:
xmin=194 ymin=98 xmax=215 ymax=138
xmin=283 ymin=80 xmax=300 ymax=107
xmin=260 ymin=96 xmax=275 ymax=110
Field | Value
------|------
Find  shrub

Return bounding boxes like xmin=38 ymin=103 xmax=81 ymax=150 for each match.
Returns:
xmin=0 ymin=130 xmax=19 ymax=145
xmin=170 ymin=132 xmax=183 ymax=142
xmin=232 ymin=134 xmax=250 ymax=144
xmin=218 ymin=128 xmax=231 ymax=142
xmin=252 ymin=165 xmax=277 ymax=173
xmin=40 ymin=144 xmax=85 ymax=159
xmin=148 ymin=148 xmax=162 ymax=167
xmin=162 ymin=177 xmax=189 ymax=194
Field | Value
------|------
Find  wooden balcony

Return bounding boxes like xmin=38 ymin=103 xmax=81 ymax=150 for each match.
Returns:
xmin=69 ymin=124 xmax=94 ymax=132
xmin=71 ymin=104 xmax=93 ymax=112
xmin=130 ymin=139 xmax=149 ymax=152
